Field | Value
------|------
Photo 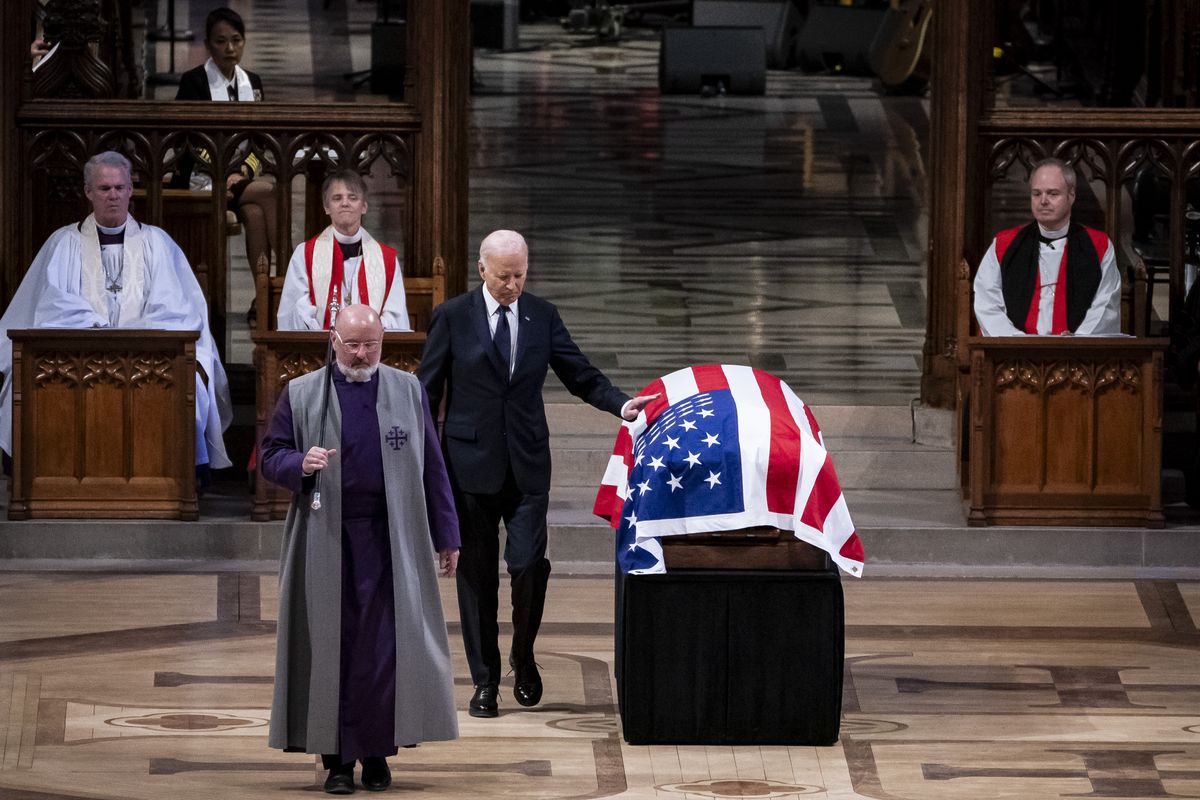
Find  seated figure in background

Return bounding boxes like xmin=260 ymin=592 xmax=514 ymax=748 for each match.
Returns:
xmin=277 ymin=169 xmax=411 ymax=331
xmin=974 ymin=157 xmax=1122 ymax=336
xmin=173 ymin=6 xmax=277 ymax=281
xmin=0 ymin=151 xmax=233 ymax=472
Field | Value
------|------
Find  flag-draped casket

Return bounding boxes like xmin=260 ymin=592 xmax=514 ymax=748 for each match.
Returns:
xmin=599 ymin=366 xmax=852 ymax=745
xmin=593 ymin=364 xmax=865 ymax=576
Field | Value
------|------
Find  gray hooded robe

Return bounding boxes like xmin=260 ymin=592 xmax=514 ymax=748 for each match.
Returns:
xmin=267 ymin=366 xmax=458 ymax=753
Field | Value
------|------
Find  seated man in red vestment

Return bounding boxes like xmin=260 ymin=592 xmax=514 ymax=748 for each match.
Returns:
xmin=277 ymin=169 xmax=410 ymax=331
xmin=973 ymin=157 xmax=1122 ymax=336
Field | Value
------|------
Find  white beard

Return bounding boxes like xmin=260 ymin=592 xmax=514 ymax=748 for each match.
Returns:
xmin=336 ymin=361 xmax=380 ymax=383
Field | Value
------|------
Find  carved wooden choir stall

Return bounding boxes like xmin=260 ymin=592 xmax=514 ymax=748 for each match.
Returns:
xmin=963 ymin=335 xmax=1165 ymax=527
xmin=955 ymin=246 xmax=1167 ymax=527
xmin=8 ymin=330 xmax=200 ymax=520
xmin=0 ymin=0 xmax=469 ymax=520
xmin=923 ymin=3 xmax=1200 ymax=528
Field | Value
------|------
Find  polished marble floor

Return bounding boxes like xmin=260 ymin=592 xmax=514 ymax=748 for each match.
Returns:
xmin=1 ymin=572 xmax=1198 ymax=799
xmin=150 ymin=4 xmax=928 ymax=406
xmin=467 ymin=27 xmax=928 ymax=406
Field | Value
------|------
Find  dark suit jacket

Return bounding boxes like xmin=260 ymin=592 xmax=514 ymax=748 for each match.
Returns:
xmin=418 ymin=288 xmax=629 ymax=496
xmin=175 ymin=64 xmax=265 ymax=101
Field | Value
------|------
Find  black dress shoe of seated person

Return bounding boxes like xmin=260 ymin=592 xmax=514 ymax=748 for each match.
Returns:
xmin=511 ymin=660 xmax=543 ymax=707
xmin=323 ymin=764 xmax=356 ymax=795
xmin=469 ymin=682 xmax=499 ymax=717
xmin=360 ymin=757 xmax=391 ymax=792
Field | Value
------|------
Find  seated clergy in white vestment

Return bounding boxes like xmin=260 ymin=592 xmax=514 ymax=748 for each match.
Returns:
xmin=277 ymin=168 xmax=411 ymax=331
xmin=974 ymin=157 xmax=1122 ymax=336
xmin=0 ymin=150 xmax=233 ymax=470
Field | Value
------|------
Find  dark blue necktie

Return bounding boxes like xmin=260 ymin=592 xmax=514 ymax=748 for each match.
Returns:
xmin=494 ymin=305 xmax=511 ymax=376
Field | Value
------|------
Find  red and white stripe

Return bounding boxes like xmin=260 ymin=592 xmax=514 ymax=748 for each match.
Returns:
xmin=593 ymin=364 xmax=864 ymax=576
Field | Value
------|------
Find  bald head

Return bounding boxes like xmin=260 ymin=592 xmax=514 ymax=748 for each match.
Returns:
xmin=477 ymin=229 xmax=528 ymax=306
xmin=332 ymin=304 xmax=384 ymax=381
xmin=335 ymin=304 xmax=383 ymax=338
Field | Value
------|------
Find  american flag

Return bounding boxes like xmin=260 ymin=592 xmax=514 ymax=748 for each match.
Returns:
xmin=593 ymin=364 xmax=864 ymax=576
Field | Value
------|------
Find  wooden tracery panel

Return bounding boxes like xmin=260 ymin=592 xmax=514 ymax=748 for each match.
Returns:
xmin=966 ymin=336 xmax=1166 ymax=527
xmin=9 ymin=329 xmax=200 ymax=520
xmin=978 ymin=110 xmax=1200 ymax=335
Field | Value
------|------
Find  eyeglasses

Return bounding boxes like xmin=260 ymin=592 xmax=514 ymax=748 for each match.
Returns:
xmin=333 ymin=329 xmax=382 ymax=353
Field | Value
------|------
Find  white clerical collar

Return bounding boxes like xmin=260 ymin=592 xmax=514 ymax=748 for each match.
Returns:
xmin=482 ymin=285 xmax=518 ymax=317
xmin=204 ymin=58 xmax=238 ymax=96
xmin=332 ymin=227 xmax=364 ymax=245
xmin=97 ymin=220 xmax=127 ymax=236
xmin=1038 ymin=222 xmax=1070 ymax=239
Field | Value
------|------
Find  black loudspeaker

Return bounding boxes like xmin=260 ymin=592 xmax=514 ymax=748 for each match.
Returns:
xmin=471 ymin=0 xmax=518 ymax=50
xmin=471 ymin=2 xmax=504 ymax=49
xmin=692 ymin=0 xmax=803 ymax=69
xmin=369 ymin=20 xmax=406 ymax=95
xmin=795 ymin=4 xmax=887 ymax=74
xmin=659 ymin=27 xmax=767 ymax=95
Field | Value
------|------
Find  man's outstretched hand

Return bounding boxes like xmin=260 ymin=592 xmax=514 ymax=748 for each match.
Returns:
xmin=622 ymin=393 xmax=661 ymax=421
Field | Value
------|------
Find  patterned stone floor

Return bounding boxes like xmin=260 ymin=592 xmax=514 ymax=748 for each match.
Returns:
xmin=1 ymin=572 xmax=1198 ymax=799
xmin=467 ymin=26 xmax=929 ymax=406
xmin=149 ymin=5 xmax=928 ymax=405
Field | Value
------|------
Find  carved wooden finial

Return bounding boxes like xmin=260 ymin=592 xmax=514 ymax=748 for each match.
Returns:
xmin=34 ymin=0 xmax=116 ymax=99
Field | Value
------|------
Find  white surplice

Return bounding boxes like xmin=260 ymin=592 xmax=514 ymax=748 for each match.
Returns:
xmin=277 ymin=226 xmax=411 ymax=331
xmin=0 ymin=215 xmax=233 ymax=468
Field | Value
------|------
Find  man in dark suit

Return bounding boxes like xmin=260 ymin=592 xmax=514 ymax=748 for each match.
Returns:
xmin=418 ymin=229 xmax=655 ymax=718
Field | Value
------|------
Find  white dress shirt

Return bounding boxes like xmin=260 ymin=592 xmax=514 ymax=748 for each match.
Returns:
xmin=482 ymin=285 xmax=518 ymax=374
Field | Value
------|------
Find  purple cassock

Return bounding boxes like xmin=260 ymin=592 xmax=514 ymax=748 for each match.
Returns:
xmin=260 ymin=368 xmax=458 ymax=763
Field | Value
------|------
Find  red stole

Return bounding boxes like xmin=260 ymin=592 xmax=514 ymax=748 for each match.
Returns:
xmin=994 ymin=226 xmax=1108 ymax=334
xmin=303 ymin=236 xmax=398 ymax=329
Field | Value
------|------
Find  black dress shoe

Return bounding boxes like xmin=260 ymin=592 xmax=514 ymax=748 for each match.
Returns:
xmin=512 ymin=660 xmax=543 ymax=707
xmin=360 ymin=757 xmax=391 ymax=792
xmin=469 ymin=682 xmax=499 ymax=717
xmin=323 ymin=766 xmax=356 ymax=795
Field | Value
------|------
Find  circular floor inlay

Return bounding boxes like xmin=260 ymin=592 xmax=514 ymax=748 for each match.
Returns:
xmin=840 ymin=717 xmax=909 ymax=735
xmin=659 ymin=778 xmax=823 ymax=797
xmin=108 ymin=712 xmax=267 ymax=732
xmin=547 ymin=715 xmax=620 ymax=734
